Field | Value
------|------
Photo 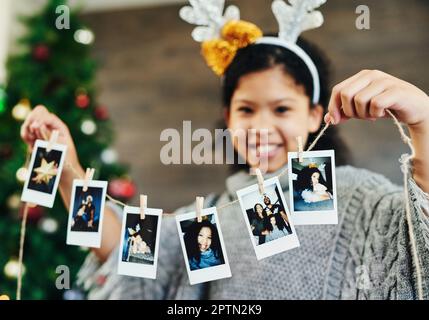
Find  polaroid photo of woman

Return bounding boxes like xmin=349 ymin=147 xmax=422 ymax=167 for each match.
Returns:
xmin=117 ymin=206 xmax=163 ymax=279
xmin=288 ymin=150 xmax=338 ymax=225
xmin=237 ymin=176 xmax=300 ymax=260
xmin=21 ymin=139 xmax=67 ymax=208
xmin=176 ymin=207 xmax=231 ymax=285
xmin=66 ymin=179 xmax=107 ymax=248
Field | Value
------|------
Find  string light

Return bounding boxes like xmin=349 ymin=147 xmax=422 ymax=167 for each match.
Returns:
xmin=39 ymin=217 xmax=58 ymax=234
xmin=16 ymin=167 xmax=29 ymax=183
xmin=80 ymin=119 xmax=97 ymax=135
xmin=74 ymin=29 xmax=94 ymax=45
xmin=4 ymin=259 xmax=24 ymax=279
xmin=12 ymin=99 xmax=31 ymax=121
xmin=101 ymin=148 xmax=118 ymax=164
xmin=7 ymin=194 xmax=21 ymax=210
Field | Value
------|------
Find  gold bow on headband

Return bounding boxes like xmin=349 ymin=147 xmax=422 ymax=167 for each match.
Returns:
xmin=201 ymin=20 xmax=263 ymax=76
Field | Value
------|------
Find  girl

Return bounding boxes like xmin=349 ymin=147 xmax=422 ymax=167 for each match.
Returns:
xmin=250 ymin=203 xmax=270 ymax=245
xmin=300 ymin=167 xmax=333 ymax=203
xmin=183 ymin=219 xmax=224 ymax=271
xmin=20 ymin=16 xmax=429 ymax=302
xmin=265 ymin=215 xmax=290 ymax=243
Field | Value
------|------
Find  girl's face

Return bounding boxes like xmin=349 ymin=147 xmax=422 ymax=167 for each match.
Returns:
xmin=256 ymin=204 xmax=263 ymax=216
xmin=197 ymin=226 xmax=212 ymax=252
xmin=311 ymin=172 xmax=320 ymax=185
xmin=225 ymin=66 xmax=323 ymax=173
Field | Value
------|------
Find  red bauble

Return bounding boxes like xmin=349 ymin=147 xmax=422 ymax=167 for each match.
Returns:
xmin=0 ymin=144 xmax=13 ymax=160
xmin=32 ymin=44 xmax=50 ymax=62
xmin=75 ymin=94 xmax=90 ymax=109
xmin=94 ymin=106 xmax=109 ymax=120
xmin=19 ymin=205 xmax=44 ymax=224
xmin=108 ymin=179 xmax=136 ymax=201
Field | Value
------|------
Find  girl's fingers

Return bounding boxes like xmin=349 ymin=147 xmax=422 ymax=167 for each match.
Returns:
xmin=353 ymin=79 xmax=391 ymax=119
xmin=369 ymin=88 xmax=402 ymax=118
xmin=327 ymin=70 xmax=371 ymax=124
xmin=328 ymin=70 xmax=391 ymax=124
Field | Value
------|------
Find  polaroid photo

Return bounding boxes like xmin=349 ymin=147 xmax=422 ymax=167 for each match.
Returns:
xmin=66 ymin=179 xmax=108 ymax=248
xmin=21 ymin=139 xmax=67 ymax=208
xmin=237 ymin=176 xmax=300 ymax=260
xmin=176 ymin=207 xmax=231 ymax=285
xmin=117 ymin=206 xmax=163 ymax=279
xmin=288 ymin=150 xmax=338 ymax=225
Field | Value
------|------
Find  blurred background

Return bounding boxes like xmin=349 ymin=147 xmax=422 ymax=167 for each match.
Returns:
xmin=0 ymin=0 xmax=428 ymax=299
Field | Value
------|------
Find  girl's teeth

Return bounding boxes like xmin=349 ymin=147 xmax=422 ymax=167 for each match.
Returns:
xmin=257 ymin=145 xmax=277 ymax=153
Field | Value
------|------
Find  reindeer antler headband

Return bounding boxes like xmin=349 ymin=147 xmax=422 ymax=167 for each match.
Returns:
xmin=179 ymin=0 xmax=326 ymax=104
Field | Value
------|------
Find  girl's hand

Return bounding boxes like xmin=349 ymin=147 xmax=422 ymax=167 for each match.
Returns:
xmin=20 ymin=105 xmax=81 ymax=172
xmin=325 ymin=69 xmax=429 ymax=130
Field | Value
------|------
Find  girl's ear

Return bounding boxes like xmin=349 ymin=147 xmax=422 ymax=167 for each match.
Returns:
xmin=223 ymin=107 xmax=230 ymax=127
xmin=308 ymin=104 xmax=324 ymax=133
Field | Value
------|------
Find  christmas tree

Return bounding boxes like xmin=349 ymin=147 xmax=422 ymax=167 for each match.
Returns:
xmin=0 ymin=0 xmax=134 ymax=299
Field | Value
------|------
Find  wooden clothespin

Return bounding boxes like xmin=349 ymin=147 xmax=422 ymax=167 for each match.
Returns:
xmin=296 ymin=136 xmax=304 ymax=163
xmin=82 ymin=168 xmax=95 ymax=192
xmin=140 ymin=195 xmax=147 ymax=220
xmin=255 ymin=168 xmax=265 ymax=195
xmin=196 ymin=196 xmax=204 ymax=223
xmin=46 ymin=130 xmax=59 ymax=153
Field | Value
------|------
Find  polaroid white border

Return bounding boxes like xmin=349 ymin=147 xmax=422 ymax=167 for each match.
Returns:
xmin=236 ymin=176 xmax=300 ymax=260
xmin=66 ymin=179 xmax=108 ymax=248
xmin=288 ymin=150 xmax=338 ymax=225
xmin=21 ymin=139 xmax=67 ymax=208
xmin=176 ymin=207 xmax=232 ymax=285
xmin=117 ymin=206 xmax=163 ymax=279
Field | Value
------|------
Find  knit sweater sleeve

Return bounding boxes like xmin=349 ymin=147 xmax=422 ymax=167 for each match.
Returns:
xmin=74 ymin=201 xmax=208 ymax=300
xmin=326 ymin=165 xmax=429 ymax=300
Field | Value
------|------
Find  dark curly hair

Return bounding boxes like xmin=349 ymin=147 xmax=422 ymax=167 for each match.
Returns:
xmin=183 ymin=219 xmax=224 ymax=267
xmin=221 ymin=37 xmax=351 ymax=171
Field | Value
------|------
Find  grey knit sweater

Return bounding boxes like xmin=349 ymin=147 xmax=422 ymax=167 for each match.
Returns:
xmin=76 ymin=165 xmax=429 ymax=299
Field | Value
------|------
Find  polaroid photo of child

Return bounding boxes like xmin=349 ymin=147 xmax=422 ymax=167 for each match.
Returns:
xmin=21 ymin=139 xmax=67 ymax=208
xmin=237 ymin=176 xmax=300 ymax=260
xmin=288 ymin=150 xmax=338 ymax=225
xmin=117 ymin=206 xmax=163 ymax=279
xmin=66 ymin=179 xmax=107 ymax=248
xmin=176 ymin=207 xmax=231 ymax=285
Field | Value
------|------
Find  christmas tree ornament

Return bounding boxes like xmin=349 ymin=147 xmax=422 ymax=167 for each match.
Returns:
xmin=16 ymin=167 xmax=29 ymax=183
xmin=31 ymin=158 xmax=58 ymax=185
xmin=94 ymin=105 xmax=109 ymax=120
xmin=4 ymin=259 xmax=24 ymax=279
xmin=0 ymin=143 xmax=13 ymax=160
xmin=74 ymin=29 xmax=95 ymax=45
xmin=108 ymin=178 xmax=136 ymax=201
xmin=81 ymin=119 xmax=97 ymax=135
xmin=101 ymin=148 xmax=118 ymax=164
xmin=0 ymin=87 xmax=6 ymax=114
xmin=12 ymin=99 xmax=32 ymax=121
xmin=32 ymin=44 xmax=50 ymax=62
xmin=180 ymin=0 xmax=325 ymax=103
xmin=7 ymin=193 xmax=21 ymax=210
xmin=20 ymin=205 xmax=44 ymax=223
xmin=75 ymin=93 xmax=90 ymax=109
xmin=38 ymin=217 xmax=58 ymax=234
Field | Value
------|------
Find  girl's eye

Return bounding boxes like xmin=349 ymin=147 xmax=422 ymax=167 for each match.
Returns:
xmin=237 ymin=106 xmax=253 ymax=114
xmin=275 ymin=106 xmax=290 ymax=114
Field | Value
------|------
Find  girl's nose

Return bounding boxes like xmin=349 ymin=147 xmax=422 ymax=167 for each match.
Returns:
xmin=250 ymin=110 xmax=276 ymax=132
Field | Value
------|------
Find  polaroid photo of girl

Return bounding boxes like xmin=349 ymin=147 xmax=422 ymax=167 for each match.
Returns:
xmin=66 ymin=179 xmax=107 ymax=248
xmin=176 ymin=207 xmax=231 ymax=285
xmin=237 ymin=176 xmax=300 ymax=260
xmin=117 ymin=206 xmax=163 ymax=279
xmin=288 ymin=150 xmax=338 ymax=225
xmin=21 ymin=139 xmax=67 ymax=208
